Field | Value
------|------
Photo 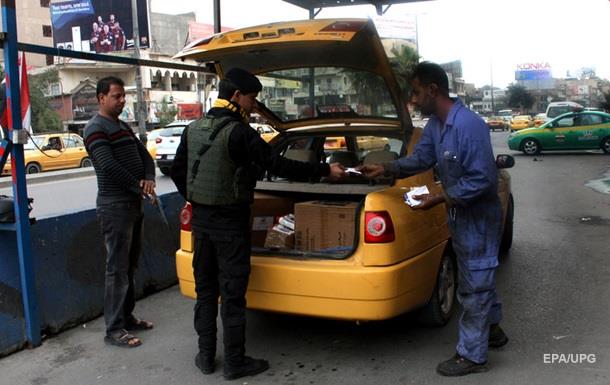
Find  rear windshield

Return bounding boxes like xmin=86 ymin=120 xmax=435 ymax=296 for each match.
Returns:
xmin=547 ymin=106 xmax=572 ymax=119
xmin=257 ymin=67 xmax=398 ymax=122
xmin=159 ymin=126 xmax=186 ymax=137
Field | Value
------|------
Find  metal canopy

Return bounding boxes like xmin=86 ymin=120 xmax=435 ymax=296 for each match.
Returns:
xmin=282 ymin=0 xmax=429 ymax=15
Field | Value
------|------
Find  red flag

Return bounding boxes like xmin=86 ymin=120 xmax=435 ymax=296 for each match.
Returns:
xmin=1 ymin=51 xmax=32 ymax=133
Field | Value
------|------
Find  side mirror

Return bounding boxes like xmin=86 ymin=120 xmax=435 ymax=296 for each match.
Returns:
xmin=496 ymin=154 xmax=515 ymax=169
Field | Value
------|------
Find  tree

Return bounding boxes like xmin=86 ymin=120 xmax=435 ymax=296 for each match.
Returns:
xmin=600 ymin=91 xmax=610 ymax=112
xmin=506 ymin=84 xmax=534 ymax=112
xmin=344 ymin=44 xmax=419 ymax=115
xmin=29 ymin=68 xmax=62 ymax=133
xmin=155 ymin=100 xmax=177 ymax=127
xmin=389 ymin=44 xmax=420 ymax=97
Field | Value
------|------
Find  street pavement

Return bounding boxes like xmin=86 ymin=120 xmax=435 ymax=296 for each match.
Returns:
xmin=1 ymin=130 xmax=609 ymax=385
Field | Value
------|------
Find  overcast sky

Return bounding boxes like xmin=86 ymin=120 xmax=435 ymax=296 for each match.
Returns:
xmin=150 ymin=0 xmax=610 ymax=89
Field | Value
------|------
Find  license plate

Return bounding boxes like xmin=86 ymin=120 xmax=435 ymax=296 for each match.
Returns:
xmin=167 ymin=154 xmax=175 ymax=160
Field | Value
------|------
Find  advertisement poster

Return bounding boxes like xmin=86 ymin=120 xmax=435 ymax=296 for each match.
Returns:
xmin=50 ymin=0 xmax=150 ymax=53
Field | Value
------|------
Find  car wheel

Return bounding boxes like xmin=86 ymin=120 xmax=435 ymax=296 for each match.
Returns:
xmin=160 ymin=167 xmax=171 ymax=176
xmin=80 ymin=157 xmax=93 ymax=168
xmin=500 ymin=194 xmax=514 ymax=255
xmin=417 ymin=249 xmax=456 ymax=326
xmin=601 ymin=137 xmax=610 ymax=154
xmin=383 ymin=144 xmax=391 ymax=151
xmin=26 ymin=163 xmax=41 ymax=174
xmin=521 ymin=138 xmax=541 ymax=155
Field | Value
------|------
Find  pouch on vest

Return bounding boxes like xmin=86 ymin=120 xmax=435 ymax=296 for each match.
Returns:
xmin=233 ymin=164 xmax=262 ymax=203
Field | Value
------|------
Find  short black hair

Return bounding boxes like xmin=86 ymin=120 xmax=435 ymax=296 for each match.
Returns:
xmin=218 ymin=68 xmax=262 ymax=99
xmin=96 ymin=76 xmax=124 ymax=100
xmin=411 ymin=61 xmax=450 ymax=97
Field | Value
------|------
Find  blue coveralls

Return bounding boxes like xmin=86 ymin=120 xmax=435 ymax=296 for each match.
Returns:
xmin=389 ymin=99 xmax=502 ymax=364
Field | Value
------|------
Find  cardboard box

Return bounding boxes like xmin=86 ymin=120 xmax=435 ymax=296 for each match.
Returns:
xmin=264 ymin=224 xmax=295 ymax=249
xmin=294 ymin=201 xmax=358 ymax=252
xmin=250 ymin=192 xmax=294 ymax=247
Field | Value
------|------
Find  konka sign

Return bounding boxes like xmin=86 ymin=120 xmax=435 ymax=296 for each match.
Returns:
xmin=516 ymin=63 xmax=552 ymax=71
xmin=515 ymin=62 xmax=552 ymax=81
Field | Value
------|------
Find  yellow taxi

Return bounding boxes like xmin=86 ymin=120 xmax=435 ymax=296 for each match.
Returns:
xmin=510 ymin=115 xmax=534 ymax=131
xmin=145 ymin=128 xmax=164 ymax=159
xmin=251 ymin=123 xmax=279 ymax=143
xmin=173 ymin=19 xmax=514 ymax=324
xmin=2 ymin=133 xmax=91 ymax=175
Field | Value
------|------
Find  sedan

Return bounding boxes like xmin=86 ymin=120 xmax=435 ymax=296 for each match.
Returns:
xmin=173 ymin=18 xmax=514 ymax=324
xmin=508 ymin=110 xmax=610 ymax=155
xmin=510 ymin=115 xmax=534 ymax=131
xmin=155 ymin=120 xmax=193 ymax=175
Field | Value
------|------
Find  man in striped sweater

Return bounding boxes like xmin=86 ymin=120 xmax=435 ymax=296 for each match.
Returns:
xmin=84 ymin=76 xmax=156 ymax=348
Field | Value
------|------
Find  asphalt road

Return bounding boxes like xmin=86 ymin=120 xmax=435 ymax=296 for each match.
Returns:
xmin=1 ymin=130 xmax=609 ymax=385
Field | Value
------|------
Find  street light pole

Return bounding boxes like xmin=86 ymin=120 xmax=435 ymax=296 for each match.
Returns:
xmin=490 ymin=60 xmax=495 ymax=114
xmin=131 ymin=0 xmax=147 ymax=145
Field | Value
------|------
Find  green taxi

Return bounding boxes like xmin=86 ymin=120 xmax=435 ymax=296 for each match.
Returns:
xmin=508 ymin=110 xmax=610 ymax=155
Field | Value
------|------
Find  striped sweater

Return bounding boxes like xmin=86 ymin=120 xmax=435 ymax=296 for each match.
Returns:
xmin=84 ymin=114 xmax=155 ymax=204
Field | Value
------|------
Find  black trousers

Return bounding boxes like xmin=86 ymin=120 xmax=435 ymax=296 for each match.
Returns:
xmin=96 ymin=200 xmax=143 ymax=335
xmin=193 ymin=230 xmax=251 ymax=365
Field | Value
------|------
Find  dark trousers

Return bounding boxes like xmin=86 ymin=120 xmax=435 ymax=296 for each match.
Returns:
xmin=193 ymin=230 xmax=251 ymax=366
xmin=97 ymin=201 xmax=143 ymax=335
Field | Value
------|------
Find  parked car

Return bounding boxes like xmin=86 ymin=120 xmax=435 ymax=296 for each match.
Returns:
xmin=155 ymin=120 xmax=193 ymax=175
xmin=546 ymin=101 xmax=583 ymax=120
xmin=145 ymin=128 xmax=164 ymax=159
xmin=510 ymin=115 xmax=534 ymax=131
xmin=487 ymin=116 xmax=508 ymax=131
xmin=251 ymin=123 xmax=279 ymax=143
xmin=533 ymin=113 xmax=547 ymax=127
xmin=173 ymin=18 xmax=515 ymax=324
xmin=2 ymin=133 xmax=91 ymax=175
xmin=508 ymin=110 xmax=610 ymax=155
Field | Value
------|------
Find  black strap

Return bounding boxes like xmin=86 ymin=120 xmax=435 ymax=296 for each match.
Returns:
xmin=190 ymin=117 xmax=237 ymax=182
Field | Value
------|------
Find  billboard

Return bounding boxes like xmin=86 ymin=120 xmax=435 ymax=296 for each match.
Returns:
xmin=515 ymin=63 xmax=552 ymax=81
xmin=50 ymin=0 xmax=150 ymax=54
xmin=373 ymin=14 xmax=417 ymax=42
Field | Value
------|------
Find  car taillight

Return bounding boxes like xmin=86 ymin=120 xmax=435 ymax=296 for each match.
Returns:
xmin=155 ymin=137 xmax=162 ymax=144
xmin=180 ymin=202 xmax=192 ymax=231
xmin=365 ymin=211 xmax=395 ymax=243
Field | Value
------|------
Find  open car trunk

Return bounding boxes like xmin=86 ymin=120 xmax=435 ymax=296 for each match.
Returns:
xmin=250 ymin=184 xmax=383 ymax=259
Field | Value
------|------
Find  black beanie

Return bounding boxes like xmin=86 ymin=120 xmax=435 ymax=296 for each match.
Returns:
xmin=224 ymin=68 xmax=262 ymax=94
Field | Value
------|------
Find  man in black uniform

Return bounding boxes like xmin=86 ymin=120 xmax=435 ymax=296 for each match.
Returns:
xmin=171 ymin=68 xmax=345 ymax=381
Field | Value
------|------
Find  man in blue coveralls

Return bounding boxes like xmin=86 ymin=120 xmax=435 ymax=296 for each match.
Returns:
xmin=360 ymin=61 xmax=508 ymax=376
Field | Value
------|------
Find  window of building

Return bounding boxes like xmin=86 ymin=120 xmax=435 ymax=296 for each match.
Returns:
xmin=46 ymin=55 xmax=54 ymax=66
xmin=42 ymin=25 xmax=52 ymax=37
xmin=40 ymin=0 xmax=50 ymax=7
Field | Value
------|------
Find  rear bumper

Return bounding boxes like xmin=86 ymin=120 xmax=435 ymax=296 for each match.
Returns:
xmin=176 ymin=241 xmax=444 ymax=321
xmin=155 ymin=158 xmax=174 ymax=168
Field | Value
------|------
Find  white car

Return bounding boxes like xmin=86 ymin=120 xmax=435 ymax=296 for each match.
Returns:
xmin=155 ymin=120 xmax=193 ymax=175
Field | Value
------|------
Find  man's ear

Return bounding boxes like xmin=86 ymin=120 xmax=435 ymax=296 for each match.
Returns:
xmin=230 ymin=89 xmax=241 ymax=102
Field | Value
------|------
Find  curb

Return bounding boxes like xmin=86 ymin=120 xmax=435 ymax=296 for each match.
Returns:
xmin=0 ymin=168 xmax=96 ymax=189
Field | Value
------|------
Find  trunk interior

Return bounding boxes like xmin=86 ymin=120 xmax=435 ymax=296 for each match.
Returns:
xmin=250 ymin=183 xmax=385 ymax=259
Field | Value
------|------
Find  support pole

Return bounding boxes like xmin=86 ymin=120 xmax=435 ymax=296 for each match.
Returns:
xmin=213 ymin=0 xmax=221 ymax=33
xmin=1 ymin=0 xmax=40 ymax=347
xmin=131 ymin=0 xmax=147 ymax=144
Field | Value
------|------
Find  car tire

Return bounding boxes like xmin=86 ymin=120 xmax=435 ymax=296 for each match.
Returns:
xmin=500 ymin=194 xmax=514 ymax=255
xmin=601 ymin=137 xmax=610 ymax=154
xmin=80 ymin=157 xmax=93 ymax=168
xmin=160 ymin=167 xmax=171 ymax=176
xmin=521 ymin=138 xmax=541 ymax=155
xmin=417 ymin=249 xmax=456 ymax=327
xmin=25 ymin=163 xmax=41 ymax=174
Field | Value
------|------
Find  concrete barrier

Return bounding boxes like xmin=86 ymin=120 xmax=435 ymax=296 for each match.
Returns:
xmin=0 ymin=192 xmax=184 ymax=357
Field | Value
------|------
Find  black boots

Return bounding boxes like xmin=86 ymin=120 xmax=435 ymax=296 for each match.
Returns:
xmin=194 ymin=352 xmax=215 ymax=375
xmin=223 ymin=356 xmax=270 ymax=381
xmin=489 ymin=324 xmax=509 ymax=348
xmin=436 ymin=354 xmax=488 ymax=376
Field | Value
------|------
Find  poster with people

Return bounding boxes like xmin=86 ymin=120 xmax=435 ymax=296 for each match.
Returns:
xmin=50 ymin=0 xmax=150 ymax=54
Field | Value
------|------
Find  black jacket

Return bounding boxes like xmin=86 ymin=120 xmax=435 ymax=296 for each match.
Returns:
xmin=171 ymin=107 xmax=330 ymax=233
